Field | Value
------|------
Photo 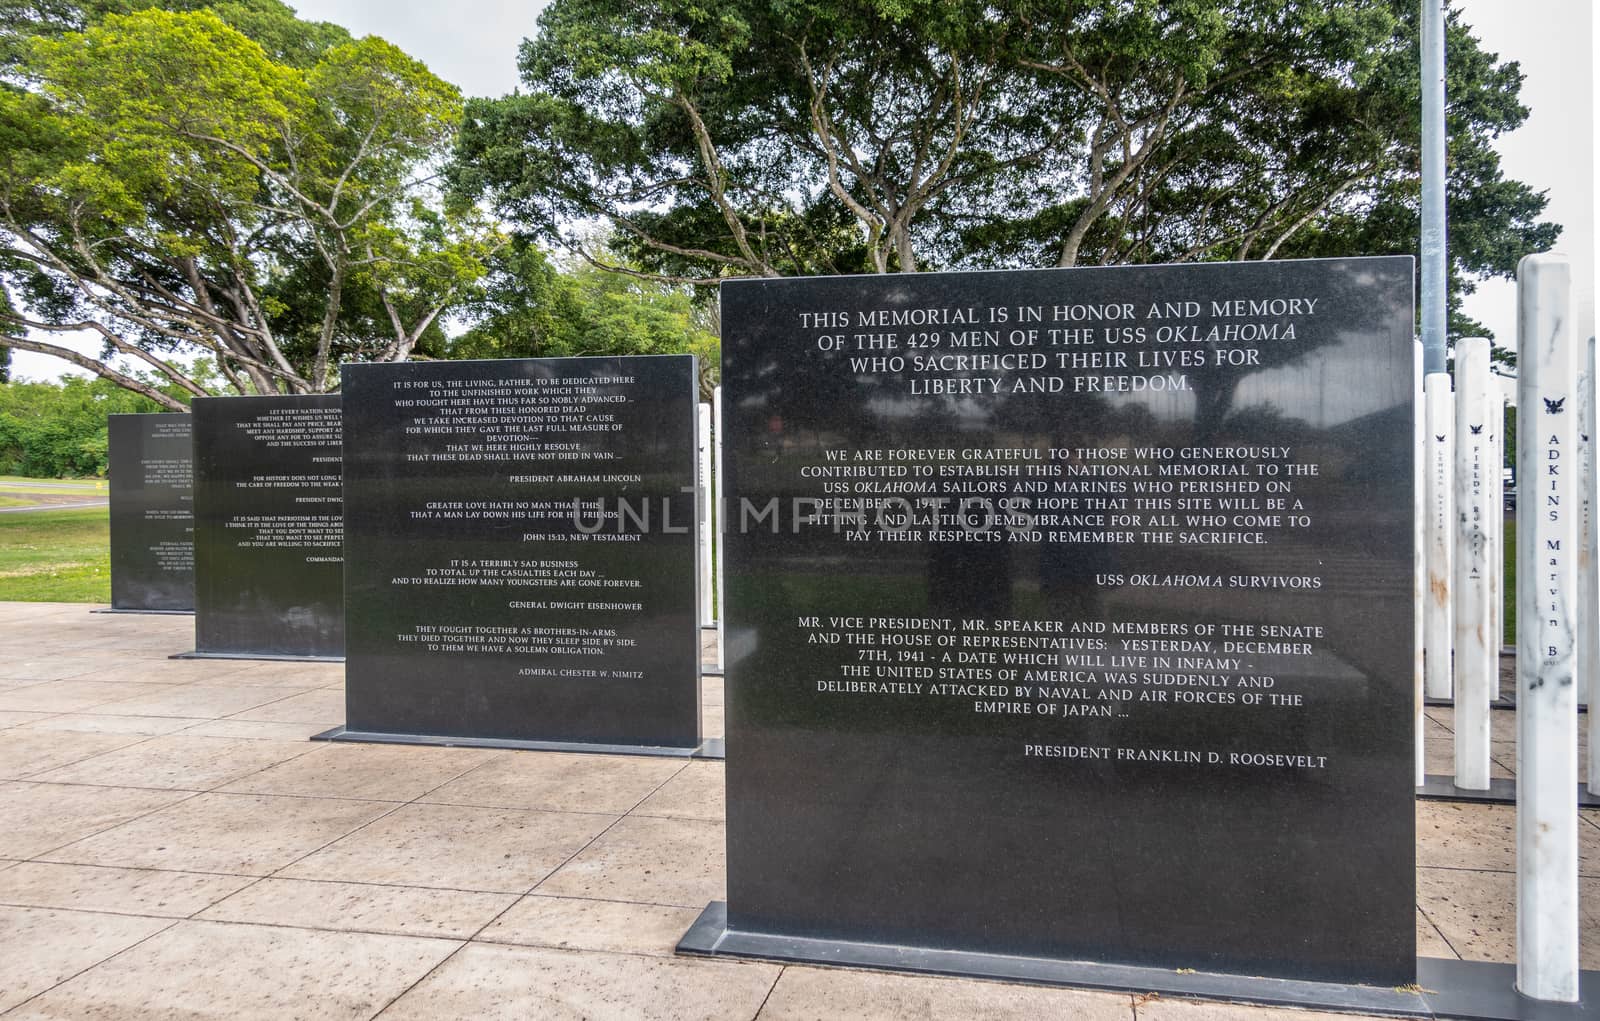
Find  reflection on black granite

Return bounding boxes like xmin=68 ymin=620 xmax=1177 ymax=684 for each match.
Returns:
xmin=722 ymin=258 xmax=1415 ymax=985
xmin=108 ymin=414 xmax=194 ymax=611
xmin=340 ymin=356 xmax=701 ymax=746
xmin=191 ymin=395 xmax=344 ymax=657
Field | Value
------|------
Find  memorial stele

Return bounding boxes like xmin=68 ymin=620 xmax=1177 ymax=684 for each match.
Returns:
xmin=706 ymin=257 xmax=1415 ymax=986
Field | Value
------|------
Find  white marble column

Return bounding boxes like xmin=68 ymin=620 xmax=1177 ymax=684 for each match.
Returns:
xmin=1453 ymin=338 xmax=1494 ymax=789
xmin=713 ymin=385 xmax=725 ymax=671
xmin=1515 ymin=253 xmax=1579 ymax=1002
xmin=1581 ymin=337 xmax=1597 ymax=726
xmin=1491 ymin=394 xmax=1505 ymax=695
xmin=698 ymin=402 xmax=714 ymax=627
xmin=1414 ymin=340 xmax=1427 ymax=787
xmin=1425 ymin=374 xmax=1454 ymax=700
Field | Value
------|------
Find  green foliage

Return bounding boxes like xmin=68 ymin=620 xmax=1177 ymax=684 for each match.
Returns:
xmin=452 ymin=242 xmax=721 ymax=397
xmin=0 ymin=373 xmax=187 ymax=475
xmin=457 ymin=0 xmax=1556 ymax=350
xmin=0 ymin=2 xmax=497 ymax=402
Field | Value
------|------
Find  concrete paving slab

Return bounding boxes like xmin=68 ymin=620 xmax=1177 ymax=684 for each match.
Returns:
xmin=478 ymin=894 xmax=702 ymax=956
xmin=0 ymin=680 xmax=173 ymax=714
xmin=537 ymin=814 xmax=724 ymax=908
xmin=758 ymin=965 xmax=1135 ymax=1020
xmin=0 ymin=601 xmax=1591 ymax=1020
xmin=1417 ymin=906 xmax=1459 ymax=960
xmin=19 ymin=713 xmax=208 ymax=736
xmin=0 ymin=659 xmax=115 ymax=682
xmin=220 ymin=743 xmax=492 ymax=802
xmin=0 ymin=782 xmax=195 ymax=859
xmin=0 ymin=730 xmax=147 ymax=779
xmin=1417 ymin=800 xmax=1600 ymax=877
xmin=0 ymin=905 xmax=173 ymax=1013
xmin=1134 ymin=998 xmax=1380 ymax=1021
xmin=703 ymin=704 xmax=724 ymax=739
xmin=39 ymin=792 xmax=394 ymax=876
xmin=31 ymin=734 xmax=321 ymax=790
xmin=631 ymin=761 xmax=725 ymax=821
xmin=2 ymin=918 xmax=459 ymax=1021
xmin=0 ymin=861 xmax=253 ymax=918
xmin=226 ymin=688 xmax=346 ymax=724
xmin=0 ymin=710 xmax=52 ymax=729
xmin=418 ymin=751 xmax=684 ymax=815
xmin=72 ymin=660 xmax=255 ymax=685
xmin=98 ymin=684 xmax=315 ymax=720
xmin=222 ymin=661 xmax=346 ymax=687
xmin=179 ymin=719 xmax=340 ymax=741
xmin=1417 ymin=869 xmax=1600 ymax=972
xmin=197 ymin=877 xmax=516 ymax=939
xmin=376 ymin=942 xmax=780 ymax=1021
xmin=279 ymin=802 xmax=614 ymax=894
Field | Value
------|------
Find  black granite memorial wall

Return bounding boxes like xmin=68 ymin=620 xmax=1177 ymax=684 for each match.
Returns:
xmin=712 ymin=258 xmax=1415 ymax=986
xmin=337 ymin=355 xmax=702 ymax=749
xmin=190 ymin=395 xmax=344 ymax=658
xmin=108 ymin=413 xmax=193 ymax=611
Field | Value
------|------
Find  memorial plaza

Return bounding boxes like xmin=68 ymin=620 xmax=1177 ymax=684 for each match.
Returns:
xmin=0 ymin=599 xmax=1592 ymax=1019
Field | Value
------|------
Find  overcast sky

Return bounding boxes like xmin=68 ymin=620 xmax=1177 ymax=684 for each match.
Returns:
xmin=9 ymin=0 xmax=1594 ymax=382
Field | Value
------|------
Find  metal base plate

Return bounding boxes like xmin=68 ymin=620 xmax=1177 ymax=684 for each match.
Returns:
xmin=678 ymin=902 xmax=1596 ymax=1019
xmin=171 ymin=651 xmax=344 ymax=663
xmin=1424 ymin=696 xmax=1586 ymax=715
xmin=312 ymin=726 xmax=725 ymax=760
xmin=1417 ymin=776 xmax=1600 ymax=808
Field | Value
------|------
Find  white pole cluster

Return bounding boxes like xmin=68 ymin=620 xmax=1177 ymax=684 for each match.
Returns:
xmin=1453 ymin=338 xmax=1494 ymax=789
xmin=1515 ymin=253 xmax=1579 ymax=1003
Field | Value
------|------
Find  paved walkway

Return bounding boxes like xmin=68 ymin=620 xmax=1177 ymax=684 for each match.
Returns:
xmin=0 ymin=501 xmax=107 ymax=514
xmin=0 ymin=600 xmax=1593 ymax=1019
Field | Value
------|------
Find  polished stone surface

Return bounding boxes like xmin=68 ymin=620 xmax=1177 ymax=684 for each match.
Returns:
xmin=190 ymin=395 xmax=344 ymax=657
xmin=1453 ymin=338 xmax=1494 ymax=789
xmin=107 ymin=414 xmax=193 ymax=611
xmin=0 ymin=601 xmax=1581 ymax=1020
xmin=339 ymin=356 xmax=700 ymax=747
xmin=1514 ymin=253 xmax=1581 ymax=1000
xmin=721 ymin=259 xmax=1416 ymax=984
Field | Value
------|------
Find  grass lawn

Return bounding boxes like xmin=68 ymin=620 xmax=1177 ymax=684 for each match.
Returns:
xmin=0 ymin=505 xmax=110 ymax=602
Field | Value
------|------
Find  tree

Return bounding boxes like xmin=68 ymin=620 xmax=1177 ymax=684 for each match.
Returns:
xmin=455 ymin=0 xmax=1555 ymax=346
xmin=452 ymin=241 xmax=721 ymax=397
xmin=0 ymin=3 xmax=499 ymax=408
xmin=0 ymin=369 xmax=206 ymax=475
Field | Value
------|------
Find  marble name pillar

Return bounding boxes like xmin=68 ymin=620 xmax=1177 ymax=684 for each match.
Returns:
xmin=1453 ymin=338 xmax=1494 ymax=789
xmin=1425 ymin=373 xmax=1454 ymax=700
xmin=1484 ymin=396 xmax=1497 ymax=700
xmin=1515 ymin=253 xmax=1579 ymax=1003
xmin=1581 ymin=337 xmax=1598 ymax=726
xmin=1588 ymin=337 xmax=1600 ymax=794
xmin=1414 ymin=340 xmax=1427 ymax=787
xmin=698 ymin=402 xmax=714 ymax=627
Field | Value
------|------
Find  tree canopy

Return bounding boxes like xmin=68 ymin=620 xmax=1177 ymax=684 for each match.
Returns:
xmin=450 ymin=240 xmax=720 ymax=396
xmin=455 ymin=0 xmax=1555 ymax=342
xmin=0 ymin=369 xmax=202 ymax=475
xmin=0 ymin=0 xmax=500 ymax=407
